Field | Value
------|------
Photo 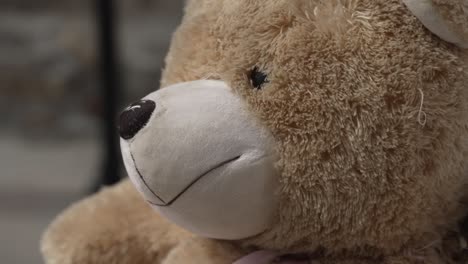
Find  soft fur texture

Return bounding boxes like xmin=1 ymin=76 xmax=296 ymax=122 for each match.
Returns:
xmin=432 ymin=0 xmax=468 ymax=45
xmin=42 ymin=0 xmax=468 ymax=263
xmin=403 ymin=0 xmax=468 ymax=47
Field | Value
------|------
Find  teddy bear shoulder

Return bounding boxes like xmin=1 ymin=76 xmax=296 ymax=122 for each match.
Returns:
xmin=41 ymin=180 xmax=207 ymax=264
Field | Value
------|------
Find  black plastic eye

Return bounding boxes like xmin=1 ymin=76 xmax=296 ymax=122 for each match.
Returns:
xmin=249 ymin=67 xmax=268 ymax=90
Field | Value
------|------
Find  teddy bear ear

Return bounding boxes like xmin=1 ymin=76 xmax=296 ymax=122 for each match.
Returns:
xmin=403 ymin=0 xmax=468 ymax=48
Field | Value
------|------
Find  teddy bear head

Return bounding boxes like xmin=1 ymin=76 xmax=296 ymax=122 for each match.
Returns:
xmin=120 ymin=0 xmax=468 ymax=256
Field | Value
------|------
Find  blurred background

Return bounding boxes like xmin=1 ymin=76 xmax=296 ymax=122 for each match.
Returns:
xmin=0 ymin=0 xmax=185 ymax=262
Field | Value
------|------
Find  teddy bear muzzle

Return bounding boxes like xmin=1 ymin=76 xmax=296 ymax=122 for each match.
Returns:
xmin=119 ymin=80 xmax=281 ymax=240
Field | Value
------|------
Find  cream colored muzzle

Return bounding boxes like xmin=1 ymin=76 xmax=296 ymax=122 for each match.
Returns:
xmin=120 ymin=80 xmax=279 ymax=240
xmin=403 ymin=0 xmax=468 ymax=48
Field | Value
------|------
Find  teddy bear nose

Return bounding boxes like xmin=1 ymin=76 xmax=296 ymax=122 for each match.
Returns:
xmin=119 ymin=100 xmax=156 ymax=140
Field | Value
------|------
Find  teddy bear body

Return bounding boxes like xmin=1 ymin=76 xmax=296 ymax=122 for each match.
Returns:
xmin=42 ymin=0 xmax=468 ymax=263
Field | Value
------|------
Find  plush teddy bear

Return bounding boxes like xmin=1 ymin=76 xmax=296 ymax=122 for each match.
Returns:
xmin=41 ymin=0 xmax=468 ymax=263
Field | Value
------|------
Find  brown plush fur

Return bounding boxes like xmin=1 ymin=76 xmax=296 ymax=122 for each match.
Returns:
xmin=42 ymin=181 xmax=190 ymax=263
xmin=42 ymin=0 xmax=468 ymax=263
xmin=432 ymin=0 xmax=468 ymax=43
xmin=42 ymin=180 xmax=248 ymax=263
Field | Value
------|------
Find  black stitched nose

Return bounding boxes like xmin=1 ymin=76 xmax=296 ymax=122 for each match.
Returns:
xmin=119 ymin=100 xmax=156 ymax=140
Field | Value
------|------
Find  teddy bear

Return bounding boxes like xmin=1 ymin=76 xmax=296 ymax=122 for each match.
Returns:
xmin=41 ymin=0 xmax=468 ymax=263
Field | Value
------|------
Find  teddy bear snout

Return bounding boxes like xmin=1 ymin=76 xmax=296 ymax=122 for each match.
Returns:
xmin=118 ymin=99 xmax=156 ymax=140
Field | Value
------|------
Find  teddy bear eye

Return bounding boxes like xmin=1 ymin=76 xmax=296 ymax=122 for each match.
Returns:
xmin=249 ymin=67 xmax=268 ymax=90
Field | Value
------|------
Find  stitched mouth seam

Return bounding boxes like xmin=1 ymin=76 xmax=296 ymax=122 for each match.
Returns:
xmin=130 ymin=151 xmax=167 ymax=204
xmin=161 ymin=155 xmax=241 ymax=206
xmin=131 ymin=153 xmax=241 ymax=207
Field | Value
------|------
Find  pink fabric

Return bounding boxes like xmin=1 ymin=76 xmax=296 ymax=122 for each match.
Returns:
xmin=233 ymin=250 xmax=310 ymax=264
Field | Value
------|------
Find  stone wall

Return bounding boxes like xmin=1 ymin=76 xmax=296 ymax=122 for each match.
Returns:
xmin=1 ymin=0 xmax=185 ymax=138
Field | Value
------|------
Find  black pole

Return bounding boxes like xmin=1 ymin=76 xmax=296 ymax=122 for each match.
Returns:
xmin=94 ymin=0 xmax=122 ymax=190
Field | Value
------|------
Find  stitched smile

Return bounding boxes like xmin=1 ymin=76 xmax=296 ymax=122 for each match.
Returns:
xmin=130 ymin=152 xmax=241 ymax=207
